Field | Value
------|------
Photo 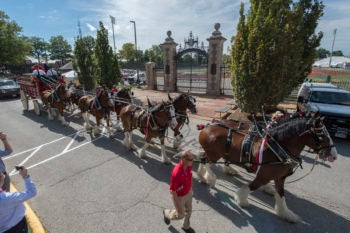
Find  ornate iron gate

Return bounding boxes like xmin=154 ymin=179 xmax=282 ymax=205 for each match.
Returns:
xmin=175 ymin=32 xmax=208 ymax=93
xmin=220 ymin=64 xmax=233 ymax=95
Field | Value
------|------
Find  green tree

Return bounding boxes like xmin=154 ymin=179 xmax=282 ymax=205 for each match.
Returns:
xmin=231 ymin=0 xmax=324 ymax=113
xmin=332 ymin=50 xmax=343 ymax=56
xmin=315 ymin=48 xmax=329 ymax=59
xmin=29 ymin=36 xmax=48 ymax=64
xmin=0 ymin=11 xmax=31 ymax=65
xmin=73 ymin=36 xmax=96 ymax=90
xmin=119 ymin=43 xmax=135 ymax=62
xmin=49 ymin=35 xmax=72 ymax=63
xmin=94 ymin=21 xmax=120 ymax=87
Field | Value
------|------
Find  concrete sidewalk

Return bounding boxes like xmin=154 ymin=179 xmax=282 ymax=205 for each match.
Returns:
xmin=131 ymin=89 xmax=234 ymax=121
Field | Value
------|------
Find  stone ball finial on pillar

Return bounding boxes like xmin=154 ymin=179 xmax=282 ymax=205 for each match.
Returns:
xmin=212 ymin=23 xmax=222 ymax=37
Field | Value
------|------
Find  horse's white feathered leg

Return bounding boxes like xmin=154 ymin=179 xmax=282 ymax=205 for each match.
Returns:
xmin=138 ymin=142 xmax=149 ymax=159
xmin=92 ymin=125 xmax=100 ymax=136
xmin=161 ymin=144 xmax=171 ymax=164
xmin=58 ymin=113 xmax=68 ymax=125
xmin=83 ymin=112 xmax=91 ymax=130
xmin=47 ymin=108 xmax=54 ymax=120
xmin=203 ymin=163 xmax=216 ymax=187
xmin=115 ymin=119 xmax=123 ymax=131
xmin=235 ymin=184 xmax=250 ymax=207
xmin=173 ymin=134 xmax=183 ymax=149
xmin=223 ymin=164 xmax=239 ymax=175
xmin=197 ymin=163 xmax=206 ymax=183
xmin=275 ymin=194 xmax=300 ymax=222
xmin=123 ymin=132 xmax=131 ymax=150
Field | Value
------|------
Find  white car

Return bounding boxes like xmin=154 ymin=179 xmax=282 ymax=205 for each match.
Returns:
xmin=129 ymin=72 xmax=146 ymax=84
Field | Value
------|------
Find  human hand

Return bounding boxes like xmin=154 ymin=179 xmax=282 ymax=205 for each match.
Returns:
xmin=0 ymin=132 xmax=7 ymax=141
xmin=17 ymin=166 xmax=29 ymax=178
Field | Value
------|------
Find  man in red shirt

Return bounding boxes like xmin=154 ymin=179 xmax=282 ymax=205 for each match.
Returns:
xmin=163 ymin=150 xmax=194 ymax=233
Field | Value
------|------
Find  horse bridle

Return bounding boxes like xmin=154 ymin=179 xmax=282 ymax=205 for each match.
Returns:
xmin=309 ymin=124 xmax=335 ymax=155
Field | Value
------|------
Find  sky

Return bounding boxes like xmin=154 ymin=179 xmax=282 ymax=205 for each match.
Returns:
xmin=2 ymin=0 xmax=350 ymax=55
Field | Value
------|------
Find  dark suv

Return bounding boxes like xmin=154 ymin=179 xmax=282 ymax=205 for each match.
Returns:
xmin=297 ymin=82 xmax=350 ymax=139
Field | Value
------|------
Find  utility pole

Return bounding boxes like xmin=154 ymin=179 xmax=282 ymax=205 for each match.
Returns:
xmin=110 ymin=16 xmax=117 ymax=53
xmin=130 ymin=20 xmax=139 ymax=83
xmin=329 ymin=28 xmax=337 ymax=67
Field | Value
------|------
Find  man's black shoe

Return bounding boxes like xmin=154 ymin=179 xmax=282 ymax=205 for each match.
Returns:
xmin=181 ymin=227 xmax=195 ymax=233
xmin=163 ymin=210 xmax=170 ymax=225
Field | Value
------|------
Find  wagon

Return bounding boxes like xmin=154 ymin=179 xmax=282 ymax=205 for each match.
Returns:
xmin=17 ymin=76 xmax=59 ymax=116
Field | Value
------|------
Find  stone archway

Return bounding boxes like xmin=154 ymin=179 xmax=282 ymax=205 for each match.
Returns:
xmin=146 ymin=23 xmax=226 ymax=95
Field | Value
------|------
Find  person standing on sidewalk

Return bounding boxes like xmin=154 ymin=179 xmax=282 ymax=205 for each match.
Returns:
xmin=163 ymin=150 xmax=195 ymax=233
xmin=0 ymin=165 xmax=37 ymax=233
xmin=0 ymin=132 xmax=13 ymax=191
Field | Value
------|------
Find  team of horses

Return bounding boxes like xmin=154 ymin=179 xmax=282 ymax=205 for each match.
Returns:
xmin=37 ymin=83 xmax=338 ymax=223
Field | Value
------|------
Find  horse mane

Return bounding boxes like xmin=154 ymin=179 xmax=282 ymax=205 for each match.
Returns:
xmin=150 ymin=102 xmax=165 ymax=112
xmin=173 ymin=93 xmax=186 ymax=104
xmin=268 ymin=113 xmax=310 ymax=141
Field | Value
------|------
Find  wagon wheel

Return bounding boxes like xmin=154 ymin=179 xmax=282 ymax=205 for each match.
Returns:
xmin=33 ymin=100 xmax=41 ymax=116
xmin=20 ymin=90 xmax=29 ymax=110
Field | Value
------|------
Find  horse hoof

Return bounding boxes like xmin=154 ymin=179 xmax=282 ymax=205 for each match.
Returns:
xmin=162 ymin=160 xmax=171 ymax=165
xmin=223 ymin=166 xmax=239 ymax=176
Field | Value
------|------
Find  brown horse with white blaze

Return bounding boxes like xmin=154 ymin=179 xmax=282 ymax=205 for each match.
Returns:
xmin=168 ymin=92 xmax=197 ymax=148
xmin=41 ymin=83 xmax=68 ymax=125
xmin=197 ymin=112 xmax=337 ymax=222
xmin=120 ymin=100 xmax=178 ymax=163
xmin=78 ymin=86 xmax=114 ymax=136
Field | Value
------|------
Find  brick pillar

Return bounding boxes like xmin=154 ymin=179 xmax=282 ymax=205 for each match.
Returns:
xmin=161 ymin=31 xmax=177 ymax=92
xmin=145 ymin=62 xmax=156 ymax=90
xmin=207 ymin=23 xmax=226 ymax=95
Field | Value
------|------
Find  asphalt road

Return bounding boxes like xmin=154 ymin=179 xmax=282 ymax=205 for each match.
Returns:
xmin=1 ymin=98 xmax=350 ymax=233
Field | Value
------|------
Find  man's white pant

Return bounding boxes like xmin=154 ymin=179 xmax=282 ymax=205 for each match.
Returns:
xmin=164 ymin=192 xmax=192 ymax=229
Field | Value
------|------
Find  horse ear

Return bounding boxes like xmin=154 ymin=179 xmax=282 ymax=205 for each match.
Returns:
xmin=147 ymin=97 xmax=153 ymax=107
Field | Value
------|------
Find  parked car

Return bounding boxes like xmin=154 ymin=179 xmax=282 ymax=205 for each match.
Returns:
xmin=128 ymin=72 xmax=147 ymax=84
xmin=0 ymin=79 xmax=20 ymax=98
xmin=296 ymin=82 xmax=350 ymax=138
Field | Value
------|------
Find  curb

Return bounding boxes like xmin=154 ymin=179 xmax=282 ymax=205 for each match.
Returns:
xmin=10 ymin=183 xmax=46 ymax=233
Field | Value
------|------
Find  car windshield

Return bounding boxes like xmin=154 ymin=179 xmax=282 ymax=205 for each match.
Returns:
xmin=310 ymin=91 xmax=350 ymax=106
xmin=0 ymin=80 xmax=15 ymax=86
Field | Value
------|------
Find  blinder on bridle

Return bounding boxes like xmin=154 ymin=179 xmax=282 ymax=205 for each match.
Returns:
xmin=307 ymin=117 xmax=335 ymax=158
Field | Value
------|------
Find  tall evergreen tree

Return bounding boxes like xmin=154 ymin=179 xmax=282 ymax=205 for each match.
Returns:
xmin=231 ymin=0 xmax=324 ymax=113
xmin=73 ymin=36 xmax=96 ymax=91
xmin=94 ymin=22 xmax=120 ymax=88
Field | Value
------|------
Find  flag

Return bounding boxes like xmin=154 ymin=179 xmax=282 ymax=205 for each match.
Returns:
xmin=110 ymin=15 xmax=116 ymax=25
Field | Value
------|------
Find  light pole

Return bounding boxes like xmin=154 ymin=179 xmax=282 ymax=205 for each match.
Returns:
xmin=110 ymin=15 xmax=116 ymax=52
xmin=329 ymin=28 xmax=337 ymax=68
xmin=130 ymin=20 xmax=139 ymax=83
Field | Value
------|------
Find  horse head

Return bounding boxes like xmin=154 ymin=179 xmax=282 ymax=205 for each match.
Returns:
xmin=115 ymin=87 xmax=134 ymax=104
xmin=305 ymin=111 xmax=338 ymax=162
xmin=170 ymin=92 xmax=197 ymax=114
xmin=56 ymin=83 xmax=67 ymax=100
xmin=184 ymin=91 xmax=197 ymax=114
xmin=268 ymin=111 xmax=337 ymax=163
xmin=98 ymin=87 xmax=114 ymax=108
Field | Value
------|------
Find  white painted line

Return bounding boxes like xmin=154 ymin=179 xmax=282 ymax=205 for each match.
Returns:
xmin=4 ymin=130 xmax=85 ymax=160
